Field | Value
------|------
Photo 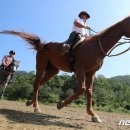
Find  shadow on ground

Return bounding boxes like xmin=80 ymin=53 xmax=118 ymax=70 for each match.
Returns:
xmin=0 ymin=108 xmax=83 ymax=129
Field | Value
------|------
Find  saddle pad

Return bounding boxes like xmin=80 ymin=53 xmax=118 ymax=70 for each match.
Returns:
xmin=72 ymin=37 xmax=85 ymax=49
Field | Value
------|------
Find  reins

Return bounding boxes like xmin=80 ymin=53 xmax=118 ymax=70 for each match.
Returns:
xmin=89 ymin=28 xmax=130 ymax=57
xmin=107 ymin=41 xmax=130 ymax=57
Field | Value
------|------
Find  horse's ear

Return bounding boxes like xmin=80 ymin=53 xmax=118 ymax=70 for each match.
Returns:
xmin=18 ymin=61 xmax=21 ymax=64
xmin=15 ymin=61 xmax=20 ymax=65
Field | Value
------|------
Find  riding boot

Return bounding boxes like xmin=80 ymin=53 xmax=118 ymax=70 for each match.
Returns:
xmin=62 ymin=31 xmax=79 ymax=53
xmin=68 ymin=34 xmax=81 ymax=70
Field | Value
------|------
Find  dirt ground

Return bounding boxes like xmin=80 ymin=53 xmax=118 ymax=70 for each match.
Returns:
xmin=0 ymin=100 xmax=130 ymax=130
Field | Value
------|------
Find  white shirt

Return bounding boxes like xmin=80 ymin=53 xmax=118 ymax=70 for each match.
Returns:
xmin=72 ymin=17 xmax=87 ymax=36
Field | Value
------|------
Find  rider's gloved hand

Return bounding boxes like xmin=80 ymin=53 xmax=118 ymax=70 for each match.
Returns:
xmin=84 ymin=26 xmax=90 ymax=29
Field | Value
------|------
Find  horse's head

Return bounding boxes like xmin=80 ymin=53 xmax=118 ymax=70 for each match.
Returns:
xmin=122 ymin=15 xmax=130 ymax=38
xmin=11 ymin=60 xmax=20 ymax=72
xmin=5 ymin=60 xmax=20 ymax=73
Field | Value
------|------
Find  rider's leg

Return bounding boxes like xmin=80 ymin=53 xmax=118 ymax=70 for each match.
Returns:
xmin=62 ymin=31 xmax=79 ymax=53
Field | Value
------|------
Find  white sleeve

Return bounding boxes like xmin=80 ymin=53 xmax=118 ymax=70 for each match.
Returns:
xmin=74 ymin=17 xmax=80 ymax=23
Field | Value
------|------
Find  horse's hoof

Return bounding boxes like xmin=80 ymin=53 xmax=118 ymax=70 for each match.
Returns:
xmin=34 ymin=108 xmax=41 ymax=114
xmin=57 ymin=101 xmax=64 ymax=109
xmin=26 ymin=100 xmax=33 ymax=106
xmin=92 ymin=115 xmax=102 ymax=123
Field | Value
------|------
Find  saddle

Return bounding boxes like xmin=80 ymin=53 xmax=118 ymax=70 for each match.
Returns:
xmin=62 ymin=32 xmax=85 ymax=71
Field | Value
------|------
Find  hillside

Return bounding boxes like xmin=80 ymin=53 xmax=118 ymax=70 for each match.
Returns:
xmin=110 ymin=75 xmax=130 ymax=86
xmin=1 ymin=71 xmax=130 ymax=113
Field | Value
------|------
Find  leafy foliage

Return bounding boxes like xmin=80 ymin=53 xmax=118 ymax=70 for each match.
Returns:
xmin=3 ymin=71 xmax=130 ymax=113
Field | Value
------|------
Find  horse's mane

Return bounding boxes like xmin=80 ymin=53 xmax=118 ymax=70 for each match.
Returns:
xmin=97 ymin=15 xmax=130 ymax=37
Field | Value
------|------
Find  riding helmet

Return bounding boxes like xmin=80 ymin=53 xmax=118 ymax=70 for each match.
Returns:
xmin=9 ymin=50 xmax=15 ymax=55
xmin=78 ymin=11 xmax=90 ymax=19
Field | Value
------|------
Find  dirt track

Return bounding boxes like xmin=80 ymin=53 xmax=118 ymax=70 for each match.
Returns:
xmin=0 ymin=100 xmax=130 ymax=130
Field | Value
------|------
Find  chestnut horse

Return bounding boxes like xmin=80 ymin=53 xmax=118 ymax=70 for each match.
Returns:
xmin=0 ymin=15 xmax=130 ymax=122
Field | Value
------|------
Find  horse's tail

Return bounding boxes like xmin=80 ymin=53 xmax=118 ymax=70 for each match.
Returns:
xmin=0 ymin=30 xmax=45 ymax=51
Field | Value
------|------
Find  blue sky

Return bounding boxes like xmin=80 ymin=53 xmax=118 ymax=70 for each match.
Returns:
xmin=0 ymin=0 xmax=130 ymax=78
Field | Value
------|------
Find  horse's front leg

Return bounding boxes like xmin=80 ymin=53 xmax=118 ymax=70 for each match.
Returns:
xmin=0 ymin=82 xmax=8 ymax=99
xmin=26 ymin=72 xmax=45 ymax=113
xmin=85 ymin=73 xmax=102 ymax=123
xmin=0 ymin=74 xmax=11 ymax=99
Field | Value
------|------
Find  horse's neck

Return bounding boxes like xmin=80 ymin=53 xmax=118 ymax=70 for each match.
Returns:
xmin=5 ymin=64 xmax=12 ymax=71
xmin=99 ymin=21 xmax=123 ymax=54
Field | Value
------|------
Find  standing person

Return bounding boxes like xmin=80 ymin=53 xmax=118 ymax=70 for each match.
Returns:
xmin=63 ymin=11 xmax=90 ymax=53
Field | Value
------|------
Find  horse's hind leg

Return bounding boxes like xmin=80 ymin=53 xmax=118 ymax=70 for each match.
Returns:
xmin=33 ymin=63 xmax=59 ymax=113
xmin=26 ymin=51 xmax=48 ymax=112
xmin=40 ymin=63 xmax=59 ymax=86
xmin=57 ymin=68 xmax=86 ymax=109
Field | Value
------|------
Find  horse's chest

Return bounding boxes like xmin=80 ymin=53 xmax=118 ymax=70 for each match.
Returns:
xmin=93 ymin=57 xmax=104 ymax=70
xmin=85 ymin=56 xmax=103 ymax=71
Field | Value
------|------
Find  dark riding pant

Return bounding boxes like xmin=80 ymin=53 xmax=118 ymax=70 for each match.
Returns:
xmin=65 ymin=31 xmax=81 ymax=50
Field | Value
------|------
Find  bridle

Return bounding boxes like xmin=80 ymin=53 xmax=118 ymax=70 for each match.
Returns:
xmin=98 ymin=35 xmax=130 ymax=57
xmin=89 ymin=28 xmax=130 ymax=57
xmin=97 ymin=35 xmax=107 ymax=56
